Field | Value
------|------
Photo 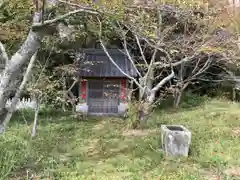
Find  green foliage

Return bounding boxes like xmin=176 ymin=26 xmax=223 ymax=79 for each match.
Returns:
xmin=157 ymin=91 xmax=208 ymax=110
xmin=0 ymin=0 xmax=33 ymax=53
xmin=180 ymin=92 xmax=208 ymax=109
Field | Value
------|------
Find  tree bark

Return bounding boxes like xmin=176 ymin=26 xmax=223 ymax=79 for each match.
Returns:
xmin=174 ymin=91 xmax=183 ymax=108
xmin=0 ymin=42 xmax=9 ymax=64
xmin=0 ymin=12 xmax=42 ymax=122
xmin=32 ymin=97 xmax=41 ymax=137
xmin=62 ymin=77 xmax=67 ymax=112
xmin=173 ymin=82 xmax=189 ymax=108
xmin=0 ymin=0 xmax=60 ymax=126
xmin=139 ymin=71 xmax=175 ymax=121
xmin=0 ymin=53 xmax=37 ymax=133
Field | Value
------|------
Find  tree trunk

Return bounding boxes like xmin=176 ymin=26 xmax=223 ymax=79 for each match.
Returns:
xmin=173 ymin=82 xmax=189 ymax=108
xmin=139 ymin=91 xmax=156 ymax=121
xmin=0 ymin=12 xmax=42 ymax=122
xmin=62 ymin=78 xmax=67 ymax=112
xmin=138 ymin=71 xmax=175 ymax=121
xmin=174 ymin=91 xmax=183 ymax=108
xmin=233 ymin=87 xmax=236 ymax=101
xmin=139 ymin=101 xmax=151 ymax=121
xmin=0 ymin=0 xmax=59 ymax=125
xmin=32 ymin=97 xmax=41 ymax=137
xmin=0 ymin=53 xmax=37 ymax=133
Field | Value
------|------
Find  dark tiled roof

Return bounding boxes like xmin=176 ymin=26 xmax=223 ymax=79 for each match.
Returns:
xmin=78 ymin=49 xmax=138 ymax=78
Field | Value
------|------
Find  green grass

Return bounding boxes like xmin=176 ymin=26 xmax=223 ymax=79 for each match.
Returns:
xmin=0 ymin=98 xmax=240 ymax=180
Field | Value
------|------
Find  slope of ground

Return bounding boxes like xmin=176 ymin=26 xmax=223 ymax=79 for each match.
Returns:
xmin=0 ymin=98 xmax=240 ymax=180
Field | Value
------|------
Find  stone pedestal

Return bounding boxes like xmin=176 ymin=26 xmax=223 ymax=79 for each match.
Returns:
xmin=161 ymin=125 xmax=191 ymax=157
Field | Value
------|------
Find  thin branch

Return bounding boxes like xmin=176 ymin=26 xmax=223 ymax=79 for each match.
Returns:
xmin=142 ymin=37 xmax=173 ymax=64
xmin=31 ymin=96 xmax=42 ymax=137
xmin=121 ymin=38 xmax=142 ymax=77
xmin=184 ymin=56 xmax=212 ymax=82
xmin=155 ymin=70 xmax=164 ymax=80
xmin=41 ymin=0 xmax=46 ymax=23
xmin=34 ymin=46 xmax=54 ymax=86
xmin=97 ymin=17 xmax=143 ymax=90
xmin=100 ymin=40 xmax=143 ymax=89
xmin=135 ymin=35 xmax=148 ymax=66
xmin=32 ymin=8 xmax=98 ymax=29
xmin=213 ymin=64 xmax=235 ymax=78
xmin=57 ymin=0 xmax=84 ymax=7
xmin=144 ymin=47 xmax=157 ymax=86
xmin=113 ymin=22 xmax=142 ymax=78
xmin=118 ymin=48 xmax=142 ymax=78
xmin=127 ymin=26 xmax=210 ymax=70
xmin=57 ymin=0 xmax=96 ymax=11
xmin=154 ymin=57 xmax=192 ymax=68
xmin=179 ymin=59 xmax=184 ymax=81
xmin=0 ymin=41 xmax=9 ymax=64
xmin=143 ymin=10 xmax=164 ymax=88
xmin=67 ymin=78 xmax=78 ymax=92
xmin=143 ymin=12 xmax=166 ymax=87
xmin=191 ymin=57 xmax=202 ymax=75
xmin=193 ymin=55 xmax=212 ymax=77
xmin=191 ymin=78 xmax=224 ymax=82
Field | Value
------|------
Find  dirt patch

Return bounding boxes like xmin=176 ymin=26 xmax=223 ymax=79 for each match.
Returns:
xmin=224 ymin=167 xmax=240 ymax=177
xmin=192 ymin=167 xmax=218 ymax=180
xmin=92 ymin=121 xmax=107 ymax=131
xmin=87 ymin=139 xmax=101 ymax=156
xmin=232 ymin=128 xmax=240 ymax=137
xmin=202 ymin=172 xmax=220 ymax=180
xmin=122 ymin=129 xmax=159 ymax=137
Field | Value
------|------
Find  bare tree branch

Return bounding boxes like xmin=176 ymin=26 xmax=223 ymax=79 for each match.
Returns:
xmin=41 ymin=0 xmax=46 ymax=23
xmin=113 ymin=22 xmax=142 ymax=78
xmin=31 ymin=96 xmax=41 ymax=137
xmin=192 ymin=55 xmax=212 ymax=78
xmin=97 ymin=17 xmax=143 ymax=90
xmin=147 ymin=70 xmax=175 ymax=104
xmin=0 ymin=41 xmax=9 ymax=64
xmin=67 ymin=79 xmax=78 ymax=92
xmin=118 ymin=48 xmax=142 ymax=78
xmin=151 ymin=70 xmax=175 ymax=93
xmin=154 ymin=57 xmax=193 ymax=68
xmin=135 ymin=35 xmax=148 ymax=66
xmin=32 ymin=8 xmax=98 ymax=29
xmin=57 ymin=0 xmax=96 ymax=10
xmin=144 ymin=47 xmax=157 ymax=87
xmin=121 ymin=37 xmax=142 ymax=77
xmin=144 ymin=10 xmax=165 ymax=88
xmin=191 ymin=78 xmax=224 ymax=82
xmin=100 ymin=40 xmax=143 ymax=89
xmin=191 ymin=57 xmax=202 ymax=75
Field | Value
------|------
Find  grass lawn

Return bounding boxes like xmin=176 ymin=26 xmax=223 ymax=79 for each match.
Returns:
xmin=0 ymin=98 xmax=240 ymax=180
